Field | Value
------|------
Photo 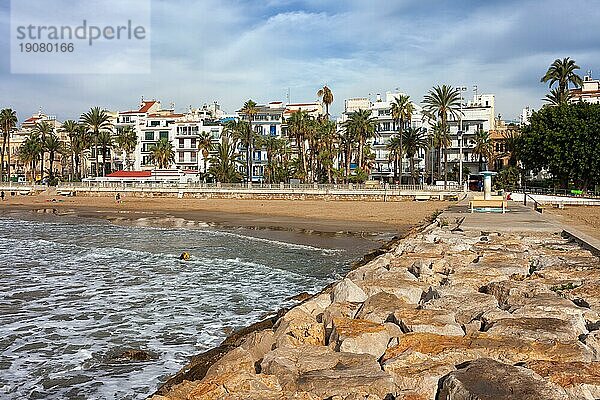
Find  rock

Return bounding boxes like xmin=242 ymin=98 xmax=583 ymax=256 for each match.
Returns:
xmin=510 ymin=294 xmax=590 ymax=335
xmin=422 ymin=288 xmax=498 ymax=325
xmin=382 ymin=332 xmax=593 ymax=365
xmin=485 ymin=317 xmax=576 ymax=342
xmin=274 ymin=307 xmax=325 ymax=348
xmin=322 ymin=301 xmax=362 ymax=329
xmin=356 ymin=278 xmax=427 ymax=304
xmin=566 ymin=281 xmax=600 ymax=311
xmin=287 ymin=292 xmax=313 ymax=302
xmin=583 ymin=331 xmax=600 ymax=359
xmin=331 ymin=278 xmax=368 ymax=303
xmin=391 ymin=307 xmax=464 ymax=336
xmin=480 ymin=280 xmax=554 ymax=310
xmin=185 ymin=370 xmax=283 ymax=400
xmin=296 ymin=292 xmax=332 ymax=318
xmin=355 ymin=292 xmax=409 ymax=324
xmin=260 ymin=345 xmax=395 ymax=398
xmin=110 ymin=348 xmax=156 ymax=362
xmin=526 ymin=361 xmax=600 ymax=400
xmin=383 ymin=354 xmax=456 ymax=399
xmin=437 ymin=358 xmax=568 ymax=399
xmin=328 ymin=317 xmax=391 ymax=359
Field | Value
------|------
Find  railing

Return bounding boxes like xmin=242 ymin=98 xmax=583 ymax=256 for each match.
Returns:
xmin=511 ymin=185 xmax=600 ymax=199
xmin=56 ymin=181 xmax=464 ymax=193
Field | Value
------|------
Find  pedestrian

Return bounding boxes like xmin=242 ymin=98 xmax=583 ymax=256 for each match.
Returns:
xmin=0 ymin=191 xmax=4 ymax=201
xmin=115 ymin=192 xmax=121 ymax=204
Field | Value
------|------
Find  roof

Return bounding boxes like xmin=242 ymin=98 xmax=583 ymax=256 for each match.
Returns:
xmin=106 ymin=170 xmax=152 ymax=178
xmin=138 ymin=101 xmax=158 ymax=113
xmin=147 ymin=113 xmax=184 ymax=118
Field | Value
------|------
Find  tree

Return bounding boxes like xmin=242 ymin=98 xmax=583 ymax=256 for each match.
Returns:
xmin=541 ymin=57 xmax=583 ymax=105
xmin=149 ymin=138 xmax=175 ymax=169
xmin=0 ymin=108 xmax=18 ymax=182
xmin=317 ymin=85 xmax=334 ymax=117
xmin=71 ymin=125 xmax=92 ymax=179
xmin=472 ymin=130 xmax=493 ymax=172
xmin=431 ymin=122 xmax=451 ymax=183
xmin=337 ymin=125 xmax=356 ymax=181
xmin=18 ymin=133 xmax=42 ymax=183
xmin=386 ymin=135 xmax=402 ymax=183
xmin=257 ymin=135 xmax=284 ymax=183
xmin=423 ymin=85 xmax=461 ymax=187
xmin=197 ymin=131 xmax=213 ymax=173
xmin=240 ymin=100 xmax=258 ymax=183
xmin=208 ymin=134 xmax=241 ymax=183
xmin=97 ymin=130 xmax=114 ymax=176
xmin=225 ymin=119 xmax=252 ymax=179
xmin=44 ymin=133 xmax=64 ymax=182
xmin=61 ymin=120 xmax=80 ymax=179
xmin=80 ymin=107 xmax=112 ymax=177
xmin=114 ymin=126 xmax=137 ymax=171
xmin=343 ymin=109 xmax=377 ymax=171
xmin=518 ymin=103 xmax=600 ymax=190
xmin=402 ymin=127 xmax=428 ymax=184
xmin=391 ymin=95 xmax=414 ymax=184
xmin=32 ymin=121 xmax=53 ymax=182
xmin=316 ymin=119 xmax=337 ymax=183
xmin=543 ymin=87 xmax=574 ymax=106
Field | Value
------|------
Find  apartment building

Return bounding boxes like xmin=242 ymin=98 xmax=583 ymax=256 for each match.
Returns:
xmin=570 ymin=73 xmax=600 ymax=104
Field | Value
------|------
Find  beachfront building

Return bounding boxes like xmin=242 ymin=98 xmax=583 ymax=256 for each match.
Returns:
xmin=489 ymin=119 xmax=520 ymax=171
xmin=10 ymin=112 xmax=67 ymax=182
xmin=114 ymin=99 xmax=225 ymax=173
xmin=237 ymin=101 xmax=324 ymax=182
xmin=339 ymin=91 xmax=431 ymax=183
xmin=570 ymin=73 xmax=600 ymax=104
xmin=446 ymin=92 xmax=497 ymax=178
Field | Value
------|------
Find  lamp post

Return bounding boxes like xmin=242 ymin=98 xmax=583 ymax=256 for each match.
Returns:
xmin=458 ymin=86 xmax=467 ymax=188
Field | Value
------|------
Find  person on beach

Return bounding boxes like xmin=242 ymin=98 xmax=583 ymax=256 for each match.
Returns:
xmin=115 ymin=193 xmax=121 ymax=204
xmin=0 ymin=191 xmax=4 ymax=201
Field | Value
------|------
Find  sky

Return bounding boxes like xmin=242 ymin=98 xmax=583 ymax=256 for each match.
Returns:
xmin=0 ymin=0 xmax=599 ymax=122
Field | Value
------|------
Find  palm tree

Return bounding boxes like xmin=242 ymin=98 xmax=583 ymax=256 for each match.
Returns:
xmin=543 ymin=88 xmax=574 ymax=106
xmin=240 ymin=100 xmax=258 ymax=183
xmin=80 ymin=107 xmax=112 ymax=177
xmin=472 ymin=130 xmax=493 ymax=172
xmin=97 ymin=131 xmax=114 ymax=176
xmin=71 ymin=125 xmax=92 ymax=179
xmin=0 ymin=109 xmax=18 ymax=182
xmin=502 ymin=129 xmax=521 ymax=167
xmin=386 ymin=135 xmax=402 ymax=183
xmin=316 ymin=119 xmax=337 ymax=183
xmin=423 ymin=85 xmax=462 ymax=187
xmin=338 ymin=123 xmax=357 ymax=181
xmin=541 ymin=57 xmax=583 ymax=104
xmin=61 ymin=120 xmax=79 ymax=179
xmin=257 ymin=135 xmax=283 ymax=183
xmin=287 ymin=110 xmax=312 ymax=181
xmin=208 ymin=135 xmax=241 ymax=183
xmin=431 ymin=122 xmax=451 ymax=183
xmin=149 ymin=138 xmax=175 ymax=169
xmin=343 ymin=109 xmax=377 ymax=171
xmin=32 ymin=121 xmax=53 ymax=182
xmin=225 ymin=120 xmax=252 ymax=178
xmin=317 ymin=85 xmax=334 ymax=117
xmin=390 ymin=95 xmax=414 ymax=184
xmin=114 ymin=126 xmax=137 ymax=171
xmin=197 ymin=131 xmax=213 ymax=173
xmin=402 ymin=127 xmax=428 ymax=184
xmin=18 ymin=133 xmax=43 ymax=183
xmin=44 ymin=133 xmax=64 ymax=182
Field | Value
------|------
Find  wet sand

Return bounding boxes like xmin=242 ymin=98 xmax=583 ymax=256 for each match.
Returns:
xmin=0 ymin=194 xmax=447 ymax=251
xmin=547 ymin=206 xmax=600 ymax=241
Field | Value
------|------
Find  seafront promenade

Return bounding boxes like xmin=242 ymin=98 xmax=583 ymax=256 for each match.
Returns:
xmin=150 ymin=201 xmax=600 ymax=399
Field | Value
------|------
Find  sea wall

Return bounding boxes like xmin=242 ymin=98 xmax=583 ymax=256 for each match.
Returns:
xmin=149 ymin=213 xmax=600 ymax=399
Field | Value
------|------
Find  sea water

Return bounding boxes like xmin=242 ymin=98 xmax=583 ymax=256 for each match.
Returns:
xmin=0 ymin=214 xmax=365 ymax=399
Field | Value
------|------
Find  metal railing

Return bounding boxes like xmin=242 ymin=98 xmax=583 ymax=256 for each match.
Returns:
xmin=511 ymin=185 xmax=600 ymax=199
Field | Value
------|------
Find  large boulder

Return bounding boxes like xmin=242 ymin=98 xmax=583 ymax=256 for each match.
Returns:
xmin=437 ymin=358 xmax=568 ymax=400
xmin=526 ymin=361 xmax=600 ymax=400
xmin=322 ymin=301 xmax=362 ymax=329
xmin=328 ymin=317 xmax=392 ymax=359
xmin=331 ymin=278 xmax=368 ymax=303
xmin=422 ymin=287 xmax=499 ymax=326
xmin=356 ymin=277 xmax=427 ymax=304
xmin=391 ymin=307 xmax=464 ymax=336
xmin=273 ymin=307 xmax=325 ymax=348
xmin=355 ymin=292 xmax=409 ymax=324
xmin=485 ymin=317 xmax=576 ymax=342
xmin=260 ymin=345 xmax=395 ymax=398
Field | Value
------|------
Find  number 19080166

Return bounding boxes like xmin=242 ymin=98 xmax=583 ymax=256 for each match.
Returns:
xmin=19 ymin=42 xmax=74 ymax=52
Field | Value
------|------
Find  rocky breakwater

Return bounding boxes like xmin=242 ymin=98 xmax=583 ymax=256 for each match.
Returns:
xmin=151 ymin=218 xmax=600 ymax=400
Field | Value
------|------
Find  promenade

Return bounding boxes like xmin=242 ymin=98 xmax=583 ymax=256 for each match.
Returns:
xmin=151 ymin=201 xmax=600 ymax=399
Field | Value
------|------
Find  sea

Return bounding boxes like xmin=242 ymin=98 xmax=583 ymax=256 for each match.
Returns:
xmin=0 ymin=212 xmax=376 ymax=399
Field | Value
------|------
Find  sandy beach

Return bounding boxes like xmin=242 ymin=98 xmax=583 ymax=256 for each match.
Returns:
xmin=0 ymin=194 xmax=446 ymax=234
xmin=547 ymin=205 xmax=600 ymax=240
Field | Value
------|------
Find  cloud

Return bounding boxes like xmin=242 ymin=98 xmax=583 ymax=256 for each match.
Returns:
xmin=0 ymin=0 xmax=598 ymax=122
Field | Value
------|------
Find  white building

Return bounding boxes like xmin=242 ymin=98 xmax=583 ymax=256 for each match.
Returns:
xmin=520 ymin=106 xmax=533 ymax=126
xmin=446 ymin=92 xmax=497 ymax=176
xmin=570 ymin=73 xmax=600 ymax=104
xmin=339 ymin=91 xmax=431 ymax=183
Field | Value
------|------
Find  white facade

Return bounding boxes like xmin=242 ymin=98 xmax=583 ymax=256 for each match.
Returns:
xmin=520 ymin=106 xmax=533 ymax=126
xmin=570 ymin=74 xmax=600 ymax=104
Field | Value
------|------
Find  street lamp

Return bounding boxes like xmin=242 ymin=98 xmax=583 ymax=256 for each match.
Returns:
xmin=458 ymin=86 xmax=467 ymax=189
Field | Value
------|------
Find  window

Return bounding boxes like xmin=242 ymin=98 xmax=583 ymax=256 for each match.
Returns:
xmin=159 ymin=131 xmax=169 ymax=140
xmin=270 ymin=125 xmax=277 ymax=136
xmin=191 ymin=152 xmax=197 ymax=163
xmin=191 ymin=138 xmax=196 ymax=148
xmin=179 ymin=152 xmax=185 ymax=162
xmin=382 ymin=122 xmax=390 ymax=131
xmin=150 ymin=120 xmax=160 ymax=127
xmin=253 ymin=150 xmax=261 ymax=161
xmin=145 ymin=131 xmax=154 ymax=141
xmin=142 ymin=156 xmax=150 ymax=165
xmin=179 ymin=138 xmax=184 ymax=148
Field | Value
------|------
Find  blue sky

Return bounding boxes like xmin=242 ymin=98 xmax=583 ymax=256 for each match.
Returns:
xmin=0 ymin=0 xmax=599 ymax=121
